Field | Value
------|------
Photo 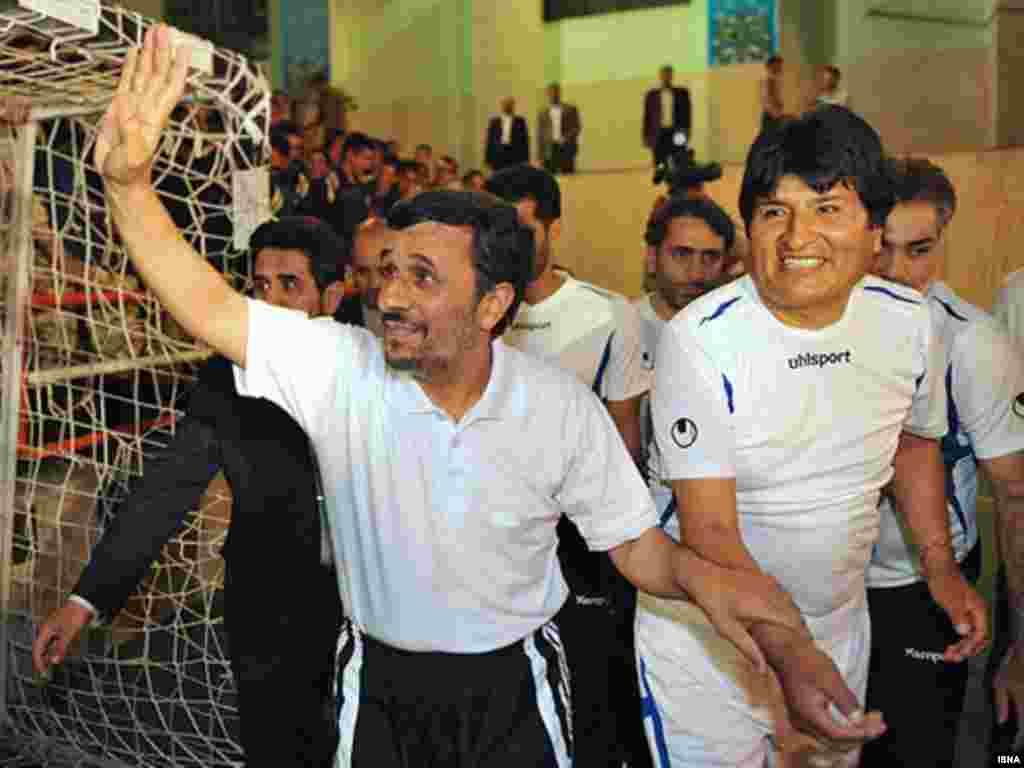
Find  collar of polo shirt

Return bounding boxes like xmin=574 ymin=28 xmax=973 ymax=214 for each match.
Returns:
xmin=383 ymin=338 xmax=512 ymax=422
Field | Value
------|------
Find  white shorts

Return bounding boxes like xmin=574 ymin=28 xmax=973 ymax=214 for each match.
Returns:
xmin=635 ymin=593 xmax=871 ymax=768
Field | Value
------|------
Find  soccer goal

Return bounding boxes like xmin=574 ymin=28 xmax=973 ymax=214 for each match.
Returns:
xmin=0 ymin=3 xmax=269 ymax=766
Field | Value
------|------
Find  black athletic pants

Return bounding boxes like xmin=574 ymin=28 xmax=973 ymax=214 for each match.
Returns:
xmin=334 ymin=619 xmax=573 ymax=767
xmin=224 ymin=561 xmax=343 ymax=767
xmin=861 ymin=543 xmax=980 ymax=768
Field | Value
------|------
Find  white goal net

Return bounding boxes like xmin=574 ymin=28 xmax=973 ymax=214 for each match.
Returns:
xmin=0 ymin=3 xmax=269 ymax=766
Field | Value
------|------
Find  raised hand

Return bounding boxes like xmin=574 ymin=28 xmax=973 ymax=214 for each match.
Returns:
xmin=0 ymin=96 xmax=31 ymax=125
xmin=926 ymin=563 xmax=989 ymax=661
xmin=95 ymin=24 xmax=189 ymax=188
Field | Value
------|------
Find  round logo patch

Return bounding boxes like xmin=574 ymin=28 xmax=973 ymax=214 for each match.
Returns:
xmin=1014 ymin=393 xmax=1024 ymax=419
xmin=670 ymin=418 xmax=699 ymax=449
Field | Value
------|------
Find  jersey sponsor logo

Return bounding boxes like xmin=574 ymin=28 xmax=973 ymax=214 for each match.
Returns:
xmin=511 ymin=321 xmax=552 ymax=331
xmin=903 ymin=647 xmax=946 ymax=664
xmin=787 ymin=350 xmax=853 ymax=370
xmin=670 ymin=418 xmax=698 ymax=449
xmin=1014 ymin=393 xmax=1024 ymax=418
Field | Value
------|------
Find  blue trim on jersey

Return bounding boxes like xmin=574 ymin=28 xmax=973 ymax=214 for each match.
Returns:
xmin=658 ymin=497 xmax=677 ymax=529
xmin=722 ymin=374 xmax=735 ymax=415
xmin=934 ymin=297 xmax=969 ymax=323
xmin=592 ymin=333 xmax=615 ymax=398
xmin=940 ymin=364 xmax=972 ymax=539
xmin=698 ymin=296 xmax=742 ymax=326
xmin=863 ymin=285 xmax=920 ymax=305
xmin=639 ymin=656 xmax=672 ymax=768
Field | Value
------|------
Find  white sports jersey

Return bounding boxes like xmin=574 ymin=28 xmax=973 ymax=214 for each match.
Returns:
xmin=653 ymin=274 xmax=946 ymax=619
xmin=868 ymin=281 xmax=1024 ymax=588
xmin=235 ymin=299 xmax=656 ymax=653
xmin=633 ymin=293 xmax=672 ymax=511
xmin=505 ymin=276 xmax=651 ymax=400
xmin=995 ymin=268 xmax=1024 ymax=344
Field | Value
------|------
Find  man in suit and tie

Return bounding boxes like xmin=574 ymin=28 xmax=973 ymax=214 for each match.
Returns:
xmin=485 ymin=96 xmax=530 ymax=172
xmin=643 ymin=65 xmax=692 ymax=167
xmin=537 ymin=83 xmax=581 ymax=175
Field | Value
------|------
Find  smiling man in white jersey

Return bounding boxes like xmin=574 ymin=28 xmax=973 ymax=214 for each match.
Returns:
xmin=863 ymin=157 xmax=1024 ymax=766
xmin=486 ymin=164 xmax=653 ymax=768
xmin=863 ymin=157 xmax=1024 ymax=767
xmin=639 ymin=107 xmax=988 ymax=768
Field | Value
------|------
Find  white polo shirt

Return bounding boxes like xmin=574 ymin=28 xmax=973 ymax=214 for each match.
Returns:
xmin=653 ymin=275 xmax=946 ymax=620
xmin=868 ymin=281 xmax=1024 ymax=588
xmin=995 ymin=268 xmax=1024 ymax=344
xmin=235 ymin=299 xmax=656 ymax=653
xmin=505 ymin=276 xmax=652 ymax=401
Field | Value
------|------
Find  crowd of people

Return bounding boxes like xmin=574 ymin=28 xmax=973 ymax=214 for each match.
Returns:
xmin=13 ymin=24 xmax=1024 ymax=768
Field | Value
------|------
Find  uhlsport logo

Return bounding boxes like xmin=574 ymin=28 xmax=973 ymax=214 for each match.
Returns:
xmin=787 ymin=350 xmax=853 ymax=370
xmin=670 ymin=418 xmax=698 ymax=449
xmin=1014 ymin=393 xmax=1024 ymax=418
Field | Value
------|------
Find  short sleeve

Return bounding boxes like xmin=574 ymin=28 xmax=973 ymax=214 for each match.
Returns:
xmin=954 ymin=321 xmax=1024 ymax=461
xmin=904 ymin=304 xmax=948 ymax=439
xmin=603 ymin=299 xmax=652 ymax=402
xmin=556 ymin=387 xmax=656 ymax=551
xmin=652 ymin=320 xmax=735 ymax=479
xmin=233 ymin=298 xmax=354 ymax=438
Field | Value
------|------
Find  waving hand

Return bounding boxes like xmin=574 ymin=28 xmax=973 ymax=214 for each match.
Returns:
xmin=96 ymin=25 xmax=189 ymax=188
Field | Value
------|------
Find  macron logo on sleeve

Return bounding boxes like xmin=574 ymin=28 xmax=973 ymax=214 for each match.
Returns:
xmin=787 ymin=350 xmax=853 ymax=370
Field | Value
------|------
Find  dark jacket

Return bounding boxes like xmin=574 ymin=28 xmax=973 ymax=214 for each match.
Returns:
xmin=642 ymin=86 xmax=692 ymax=148
xmin=485 ymin=114 xmax=530 ymax=170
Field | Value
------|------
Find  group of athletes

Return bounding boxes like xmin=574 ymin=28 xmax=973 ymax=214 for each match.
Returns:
xmin=19 ymin=24 xmax=1024 ymax=768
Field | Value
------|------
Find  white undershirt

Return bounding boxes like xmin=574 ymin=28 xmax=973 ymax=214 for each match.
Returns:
xmin=500 ymin=114 xmax=513 ymax=145
xmin=550 ymin=105 xmax=563 ymax=143
xmin=660 ymin=88 xmax=673 ymax=129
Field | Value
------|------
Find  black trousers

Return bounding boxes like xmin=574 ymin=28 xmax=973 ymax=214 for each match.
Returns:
xmin=335 ymin=619 xmax=572 ymax=767
xmin=554 ymin=518 xmax=652 ymax=768
xmin=224 ymin=562 xmax=344 ymax=768
xmin=651 ymin=127 xmax=682 ymax=167
xmin=987 ymin=569 xmax=1024 ymax=763
xmin=861 ymin=544 xmax=980 ymax=768
xmin=544 ymin=142 xmax=577 ymax=175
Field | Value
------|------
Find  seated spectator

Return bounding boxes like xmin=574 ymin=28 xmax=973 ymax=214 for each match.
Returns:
xmin=434 ymin=155 xmax=461 ymax=189
xmin=396 ymin=159 xmax=423 ymax=201
xmin=337 ymin=132 xmax=376 ymax=188
xmin=815 ymin=65 xmax=848 ymax=108
xmin=371 ymin=154 xmax=400 ymax=217
xmin=462 ymin=169 xmax=486 ymax=192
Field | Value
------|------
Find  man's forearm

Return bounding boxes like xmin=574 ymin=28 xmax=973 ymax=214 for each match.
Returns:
xmin=997 ymin=486 xmax=1024 ymax=639
xmin=106 ymin=182 xmax=247 ymax=365
xmin=890 ymin=432 xmax=956 ymax=576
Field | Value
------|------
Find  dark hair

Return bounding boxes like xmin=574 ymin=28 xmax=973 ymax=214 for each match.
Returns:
xmin=887 ymin=156 xmax=957 ymax=229
xmin=766 ymin=55 xmax=783 ymax=68
xmin=415 ymin=144 xmax=433 ymax=154
xmin=462 ymin=169 xmax=484 ymax=186
xmin=660 ymin=64 xmax=673 ymax=73
xmin=738 ymin=106 xmax=894 ymax=232
xmin=379 ymin=153 xmax=400 ymax=170
xmin=248 ymin=216 xmax=350 ymax=291
xmin=825 ymin=64 xmax=841 ymax=84
xmin=275 ymin=120 xmax=300 ymax=136
xmin=269 ymin=129 xmax=291 ymax=157
xmin=396 ymin=159 xmax=420 ymax=176
xmin=386 ymin=191 xmax=534 ymax=336
xmin=484 ymin=164 xmax=561 ymax=223
xmin=646 ymin=195 xmax=736 ymax=254
xmin=327 ymin=129 xmax=346 ymax=150
xmin=342 ymin=131 xmax=375 ymax=157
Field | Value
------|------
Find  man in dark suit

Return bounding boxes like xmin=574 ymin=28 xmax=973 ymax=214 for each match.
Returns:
xmin=643 ymin=65 xmax=692 ymax=167
xmin=485 ymin=97 xmax=529 ymax=172
xmin=33 ymin=218 xmax=355 ymax=768
xmin=538 ymin=82 xmax=581 ymax=175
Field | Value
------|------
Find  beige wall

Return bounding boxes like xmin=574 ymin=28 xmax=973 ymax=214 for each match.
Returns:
xmin=555 ymin=147 xmax=1024 ymax=312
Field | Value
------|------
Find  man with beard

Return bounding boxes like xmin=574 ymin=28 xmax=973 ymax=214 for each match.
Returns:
xmin=34 ymin=217 xmax=349 ymax=768
xmin=486 ymin=164 xmax=654 ymax=768
xmin=333 ymin=218 xmax=388 ymax=337
xmin=86 ymin=28 xmax=884 ymax=765
xmin=634 ymin=195 xmax=736 ymax=513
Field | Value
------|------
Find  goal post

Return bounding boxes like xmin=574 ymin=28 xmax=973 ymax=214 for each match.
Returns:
xmin=0 ymin=3 xmax=270 ymax=765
